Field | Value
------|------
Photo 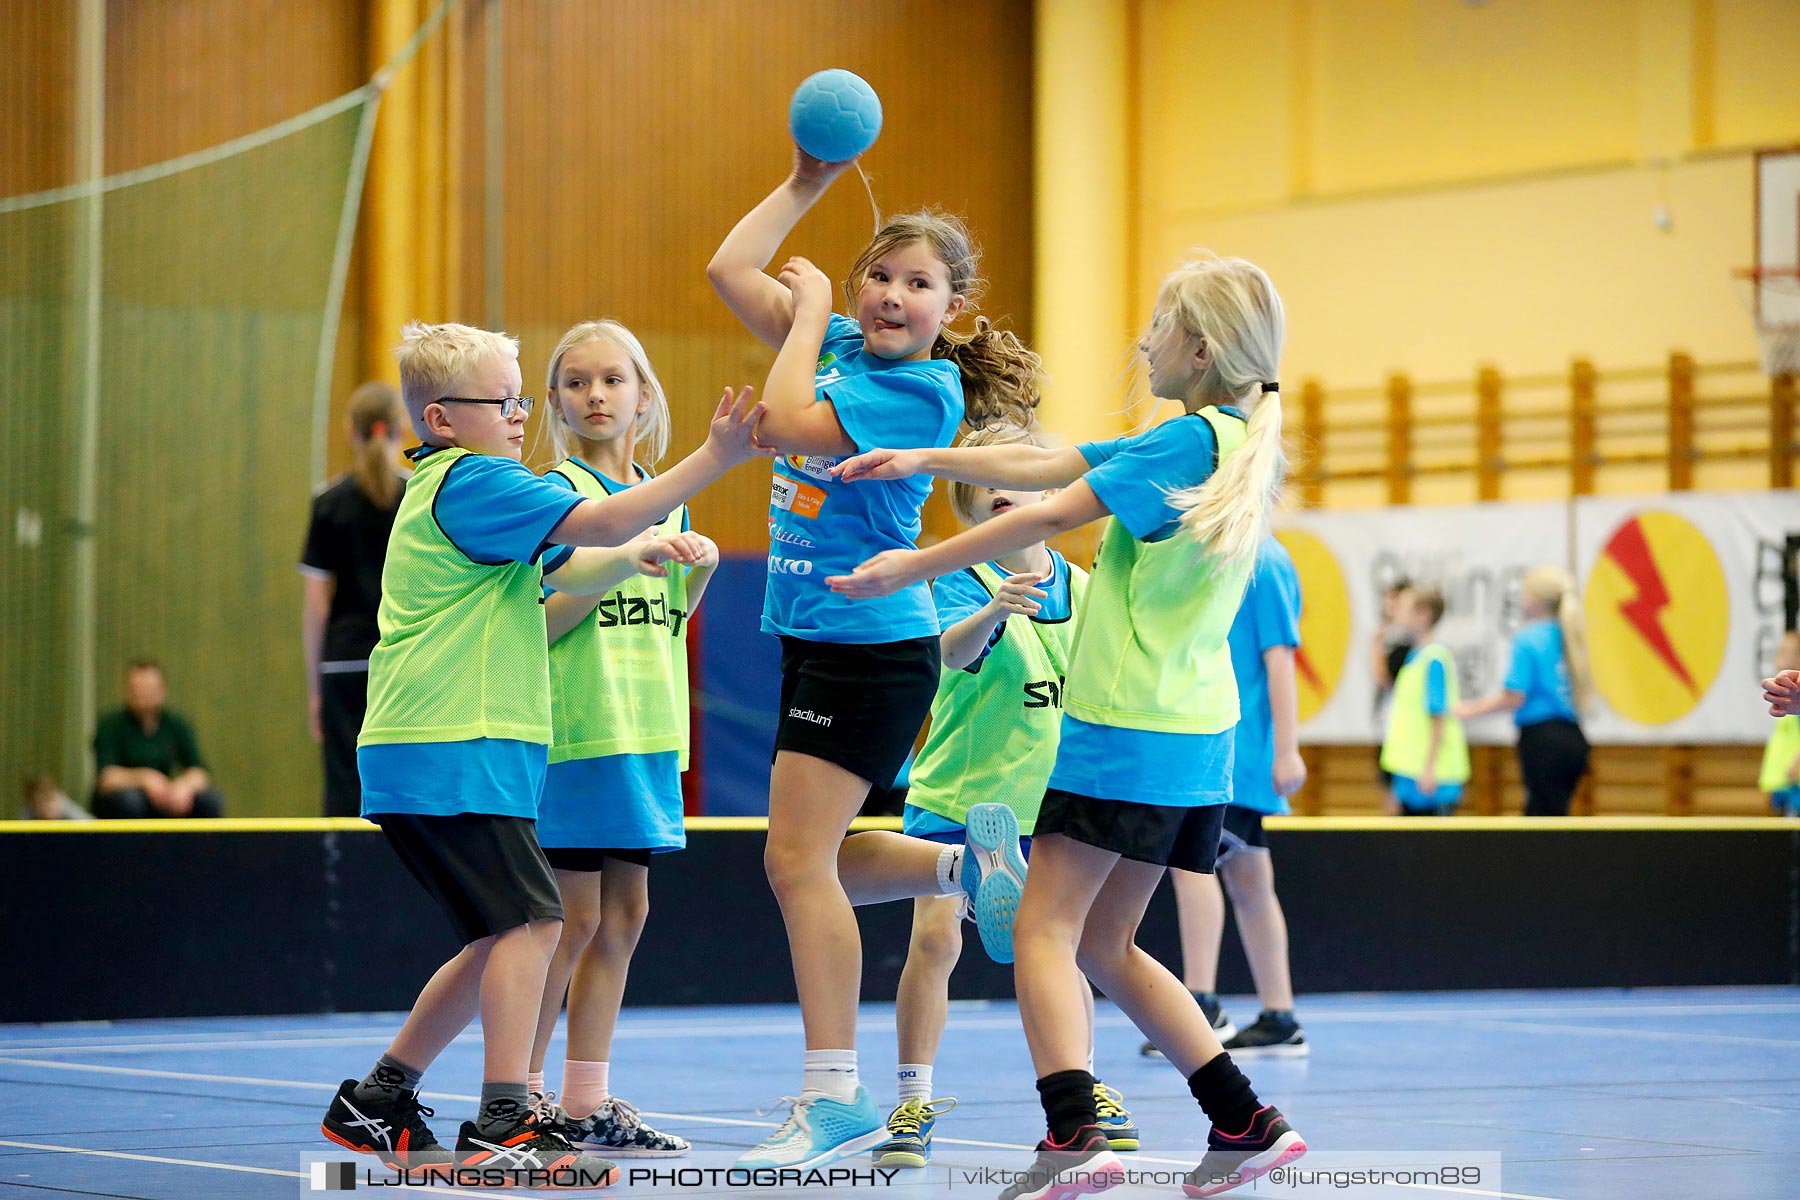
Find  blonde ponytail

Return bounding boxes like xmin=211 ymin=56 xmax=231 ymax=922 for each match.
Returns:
xmin=1162 ymin=253 xmax=1288 ymax=563
xmin=1525 ymin=565 xmax=1593 ymax=714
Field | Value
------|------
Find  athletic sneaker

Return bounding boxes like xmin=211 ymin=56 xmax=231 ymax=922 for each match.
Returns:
xmin=1183 ymin=1105 xmax=1306 ymax=1197
xmin=963 ymin=802 xmax=1029 ymax=963
xmin=871 ymin=1096 xmax=956 ymax=1168
xmin=455 ymin=1106 xmax=617 ymax=1188
xmin=321 ymin=1078 xmax=445 ymax=1169
xmin=735 ymin=1087 xmax=885 ymax=1170
xmin=997 ymin=1124 xmax=1126 ymax=1200
xmin=1092 ymin=1083 xmax=1139 ymax=1151
xmin=1142 ymin=996 xmax=1236 ymax=1057
xmin=1222 ymin=1012 xmax=1308 ymax=1057
xmin=561 ymin=1096 xmax=691 ymax=1158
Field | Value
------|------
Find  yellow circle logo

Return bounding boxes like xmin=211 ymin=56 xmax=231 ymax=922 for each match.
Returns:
xmin=1584 ymin=510 xmax=1728 ymax=725
xmin=1275 ymin=528 xmax=1350 ymax=722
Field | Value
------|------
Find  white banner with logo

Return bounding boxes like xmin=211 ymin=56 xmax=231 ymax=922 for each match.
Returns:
xmin=1274 ymin=502 xmax=1570 ymax=746
xmin=1573 ymin=492 xmax=1797 ymax=744
xmin=1274 ymin=492 xmax=1797 ymax=746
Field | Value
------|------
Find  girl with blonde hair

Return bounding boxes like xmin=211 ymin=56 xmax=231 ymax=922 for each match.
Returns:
xmin=1457 ymin=565 xmax=1593 ymax=815
xmin=831 ymin=251 xmax=1306 ymax=1199
xmin=522 ymin=320 xmax=721 ymax=1158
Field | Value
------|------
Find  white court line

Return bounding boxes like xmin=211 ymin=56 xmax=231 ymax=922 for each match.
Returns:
xmin=0 ymin=1057 xmax=1584 ymax=1200
xmin=1463 ymin=1019 xmax=1800 ymax=1049
xmin=9 ymin=1001 xmax=1800 ymax=1056
xmin=0 ymin=1138 xmax=531 ymax=1198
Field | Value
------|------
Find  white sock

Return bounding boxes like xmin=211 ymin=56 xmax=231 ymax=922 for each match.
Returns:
xmin=802 ymin=1049 xmax=859 ymax=1101
xmin=897 ymin=1063 xmax=933 ymax=1103
xmin=935 ymin=845 xmax=963 ymax=894
xmin=527 ymin=1071 xmax=545 ymax=1098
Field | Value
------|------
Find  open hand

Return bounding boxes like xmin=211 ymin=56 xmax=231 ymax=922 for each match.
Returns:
xmin=707 ymin=386 xmax=776 ymax=465
xmin=827 ymin=549 xmax=924 ymax=599
xmin=831 ymin=447 xmax=922 ymax=483
xmin=987 ymin=572 xmax=1047 ymax=618
xmin=790 ymin=145 xmax=860 ymax=191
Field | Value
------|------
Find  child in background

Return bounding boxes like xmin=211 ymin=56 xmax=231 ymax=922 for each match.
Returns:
xmin=1457 ymin=567 xmax=1592 ymax=815
xmin=830 ymin=251 xmax=1306 ymax=1198
xmin=868 ymin=426 xmax=1138 ymax=1168
xmin=1381 ymin=587 xmax=1469 ymax=817
xmin=708 ymin=145 xmax=1041 ymax=1169
xmin=524 ymin=320 xmax=717 ymax=1158
xmin=1761 ymin=631 xmax=1800 ymax=815
xmin=22 ymin=776 xmax=91 ymax=821
xmin=1370 ymin=577 xmax=1414 ymax=798
xmin=1145 ymin=532 xmax=1308 ymax=1060
xmin=321 ymin=321 xmax=765 ymax=1182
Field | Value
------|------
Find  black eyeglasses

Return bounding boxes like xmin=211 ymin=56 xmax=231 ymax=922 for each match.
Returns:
xmin=438 ymin=395 xmax=535 ymax=419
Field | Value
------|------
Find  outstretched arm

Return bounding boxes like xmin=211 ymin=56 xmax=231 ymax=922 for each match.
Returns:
xmin=707 ymin=150 xmax=858 ymax=350
xmin=830 ymin=482 xmax=1108 ymax=598
xmin=832 ymin=442 xmax=1092 ymax=491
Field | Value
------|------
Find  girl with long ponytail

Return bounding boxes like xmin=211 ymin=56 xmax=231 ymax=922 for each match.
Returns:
xmin=828 ymin=251 xmax=1306 ymax=1196
xmin=1458 ymin=565 xmax=1593 ymax=815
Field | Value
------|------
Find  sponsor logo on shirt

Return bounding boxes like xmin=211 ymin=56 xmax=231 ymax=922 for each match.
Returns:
xmin=1023 ymin=676 xmax=1065 ymax=709
xmin=768 ymin=556 xmax=815 ymax=576
xmin=788 ymin=707 xmax=833 ymax=727
xmin=771 ymin=475 xmax=826 ymax=520
xmin=594 ymin=593 xmax=688 ymax=638
xmin=768 ymin=522 xmax=818 ymax=550
xmin=786 ymin=453 xmax=840 ymax=481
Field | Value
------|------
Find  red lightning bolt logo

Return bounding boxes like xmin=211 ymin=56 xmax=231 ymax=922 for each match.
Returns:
xmin=1294 ymin=646 xmax=1324 ymax=694
xmin=1602 ymin=516 xmax=1698 ymax=696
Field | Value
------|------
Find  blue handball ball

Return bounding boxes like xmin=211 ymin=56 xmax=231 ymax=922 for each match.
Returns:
xmin=788 ymin=69 xmax=883 ymax=162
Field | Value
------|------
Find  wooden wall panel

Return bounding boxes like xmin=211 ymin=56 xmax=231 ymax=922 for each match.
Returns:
xmin=0 ymin=0 xmax=77 ymax=196
xmin=104 ymin=0 xmax=365 ymax=172
xmin=498 ymin=0 xmax=1035 ymax=552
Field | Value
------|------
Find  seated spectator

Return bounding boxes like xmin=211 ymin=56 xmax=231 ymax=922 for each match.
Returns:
xmin=92 ymin=659 xmax=225 ymax=818
xmin=22 ymin=775 xmax=92 ymax=821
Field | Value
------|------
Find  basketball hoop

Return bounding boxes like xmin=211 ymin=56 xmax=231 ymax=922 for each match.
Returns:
xmin=1734 ymin=265 xmax=1800 ymax=378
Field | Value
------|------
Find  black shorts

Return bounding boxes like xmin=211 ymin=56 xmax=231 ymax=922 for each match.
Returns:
xmin=377 ymin=813 xmax=563 ymax=945
xmin=774 ymin=636 xmax=939 ymax=787
xmin=542 ymin=846 xmax=654 ymax=872
xmin=1036 ymin=788 xmax=1227 ymax=874
xmin=1215 ymin=805 xmax=1270 ymax=864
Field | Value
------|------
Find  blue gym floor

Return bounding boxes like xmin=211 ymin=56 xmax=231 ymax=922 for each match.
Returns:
xmin=1 ymin=986 xmax=1796 ymax=1199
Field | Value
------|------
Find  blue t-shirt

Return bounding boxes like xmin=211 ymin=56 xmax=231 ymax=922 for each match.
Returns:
xmin=1048 ymin=409 xmax=1246 ymax=808
xmin=1076 ymin=408 xmax=1242 ymax=541
xmin=765 ymin=313 xmax=963 ymax=643
xmin=359 ymin=446 xmax=587 ymax=821
xmin=931 ymin=552 xmax=1073 ymax=663
xmin=1503 ymin=620 xmax=1579 ymax=727
xmin=1228 ymin=538 xmax=1302 ymax=816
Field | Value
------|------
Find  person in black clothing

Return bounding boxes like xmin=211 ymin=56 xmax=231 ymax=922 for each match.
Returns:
xmin=300 ymin=382 xmax=408 ymax=817
xmin=92 ymin=659 xmax=225 ymax=818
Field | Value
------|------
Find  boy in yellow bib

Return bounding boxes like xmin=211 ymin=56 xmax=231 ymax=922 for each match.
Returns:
xmin=320 ymin=321 xmax=766 ymax=1182
xmin=1381 ymin=587 xmax=1469 ymax=816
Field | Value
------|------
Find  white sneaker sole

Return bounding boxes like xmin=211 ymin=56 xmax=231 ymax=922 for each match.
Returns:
xmin=736 ymin=1126 xmax=887 ymax=1172
xmin=1223 ymin=1041 xmax=1308 ymax=1058
xmin=1014 ymin=1148 xmax=1126 ymax=1200
xmin=1185 ymin=1130 xmax=1306 ymax=1197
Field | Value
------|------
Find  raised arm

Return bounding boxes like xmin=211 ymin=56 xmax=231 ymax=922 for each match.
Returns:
xmin=550 ymin=388 xmax=769 ymax=548
xmin=707 ymin=150 xmax=858 ymax=350
xmin=832 ymin=441 xmax=1092 ymax=491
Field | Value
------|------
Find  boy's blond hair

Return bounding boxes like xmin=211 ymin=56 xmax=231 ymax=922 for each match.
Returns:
xmin=947 ymin=424 xmax=1048 ymax=526
xmin=1408 ymin=585 xmax=1447 ymax=628
xmin=395 ymin=320 xmax=520 ymax=437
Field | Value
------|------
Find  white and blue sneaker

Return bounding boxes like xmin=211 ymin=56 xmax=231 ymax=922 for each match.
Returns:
xmin=963 ymin=802 xmax=1029 ymax=963
xmin=735 ymin=1087 xmax=885 ymax=1171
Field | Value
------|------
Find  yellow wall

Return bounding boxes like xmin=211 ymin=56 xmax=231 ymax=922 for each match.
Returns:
xmin=1126 ymin=0 xmax=1800 ymax=390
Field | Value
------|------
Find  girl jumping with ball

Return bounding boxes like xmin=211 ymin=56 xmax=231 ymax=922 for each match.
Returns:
xmin=831 ymin=253 xmax=1308 ymax=1199
xmin=708 ymin=134 xmax=1043 ymax=1170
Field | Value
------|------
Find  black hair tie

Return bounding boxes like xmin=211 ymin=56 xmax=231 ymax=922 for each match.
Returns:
xmin=1260 ymin=382 xmax=1280 ymax=393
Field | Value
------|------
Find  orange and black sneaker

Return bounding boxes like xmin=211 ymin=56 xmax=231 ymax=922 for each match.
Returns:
xmin=321 ymin=1078 xmax=446 ymax=1170
xmin=455 ymin=1103 xmax=618 ymax=1189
